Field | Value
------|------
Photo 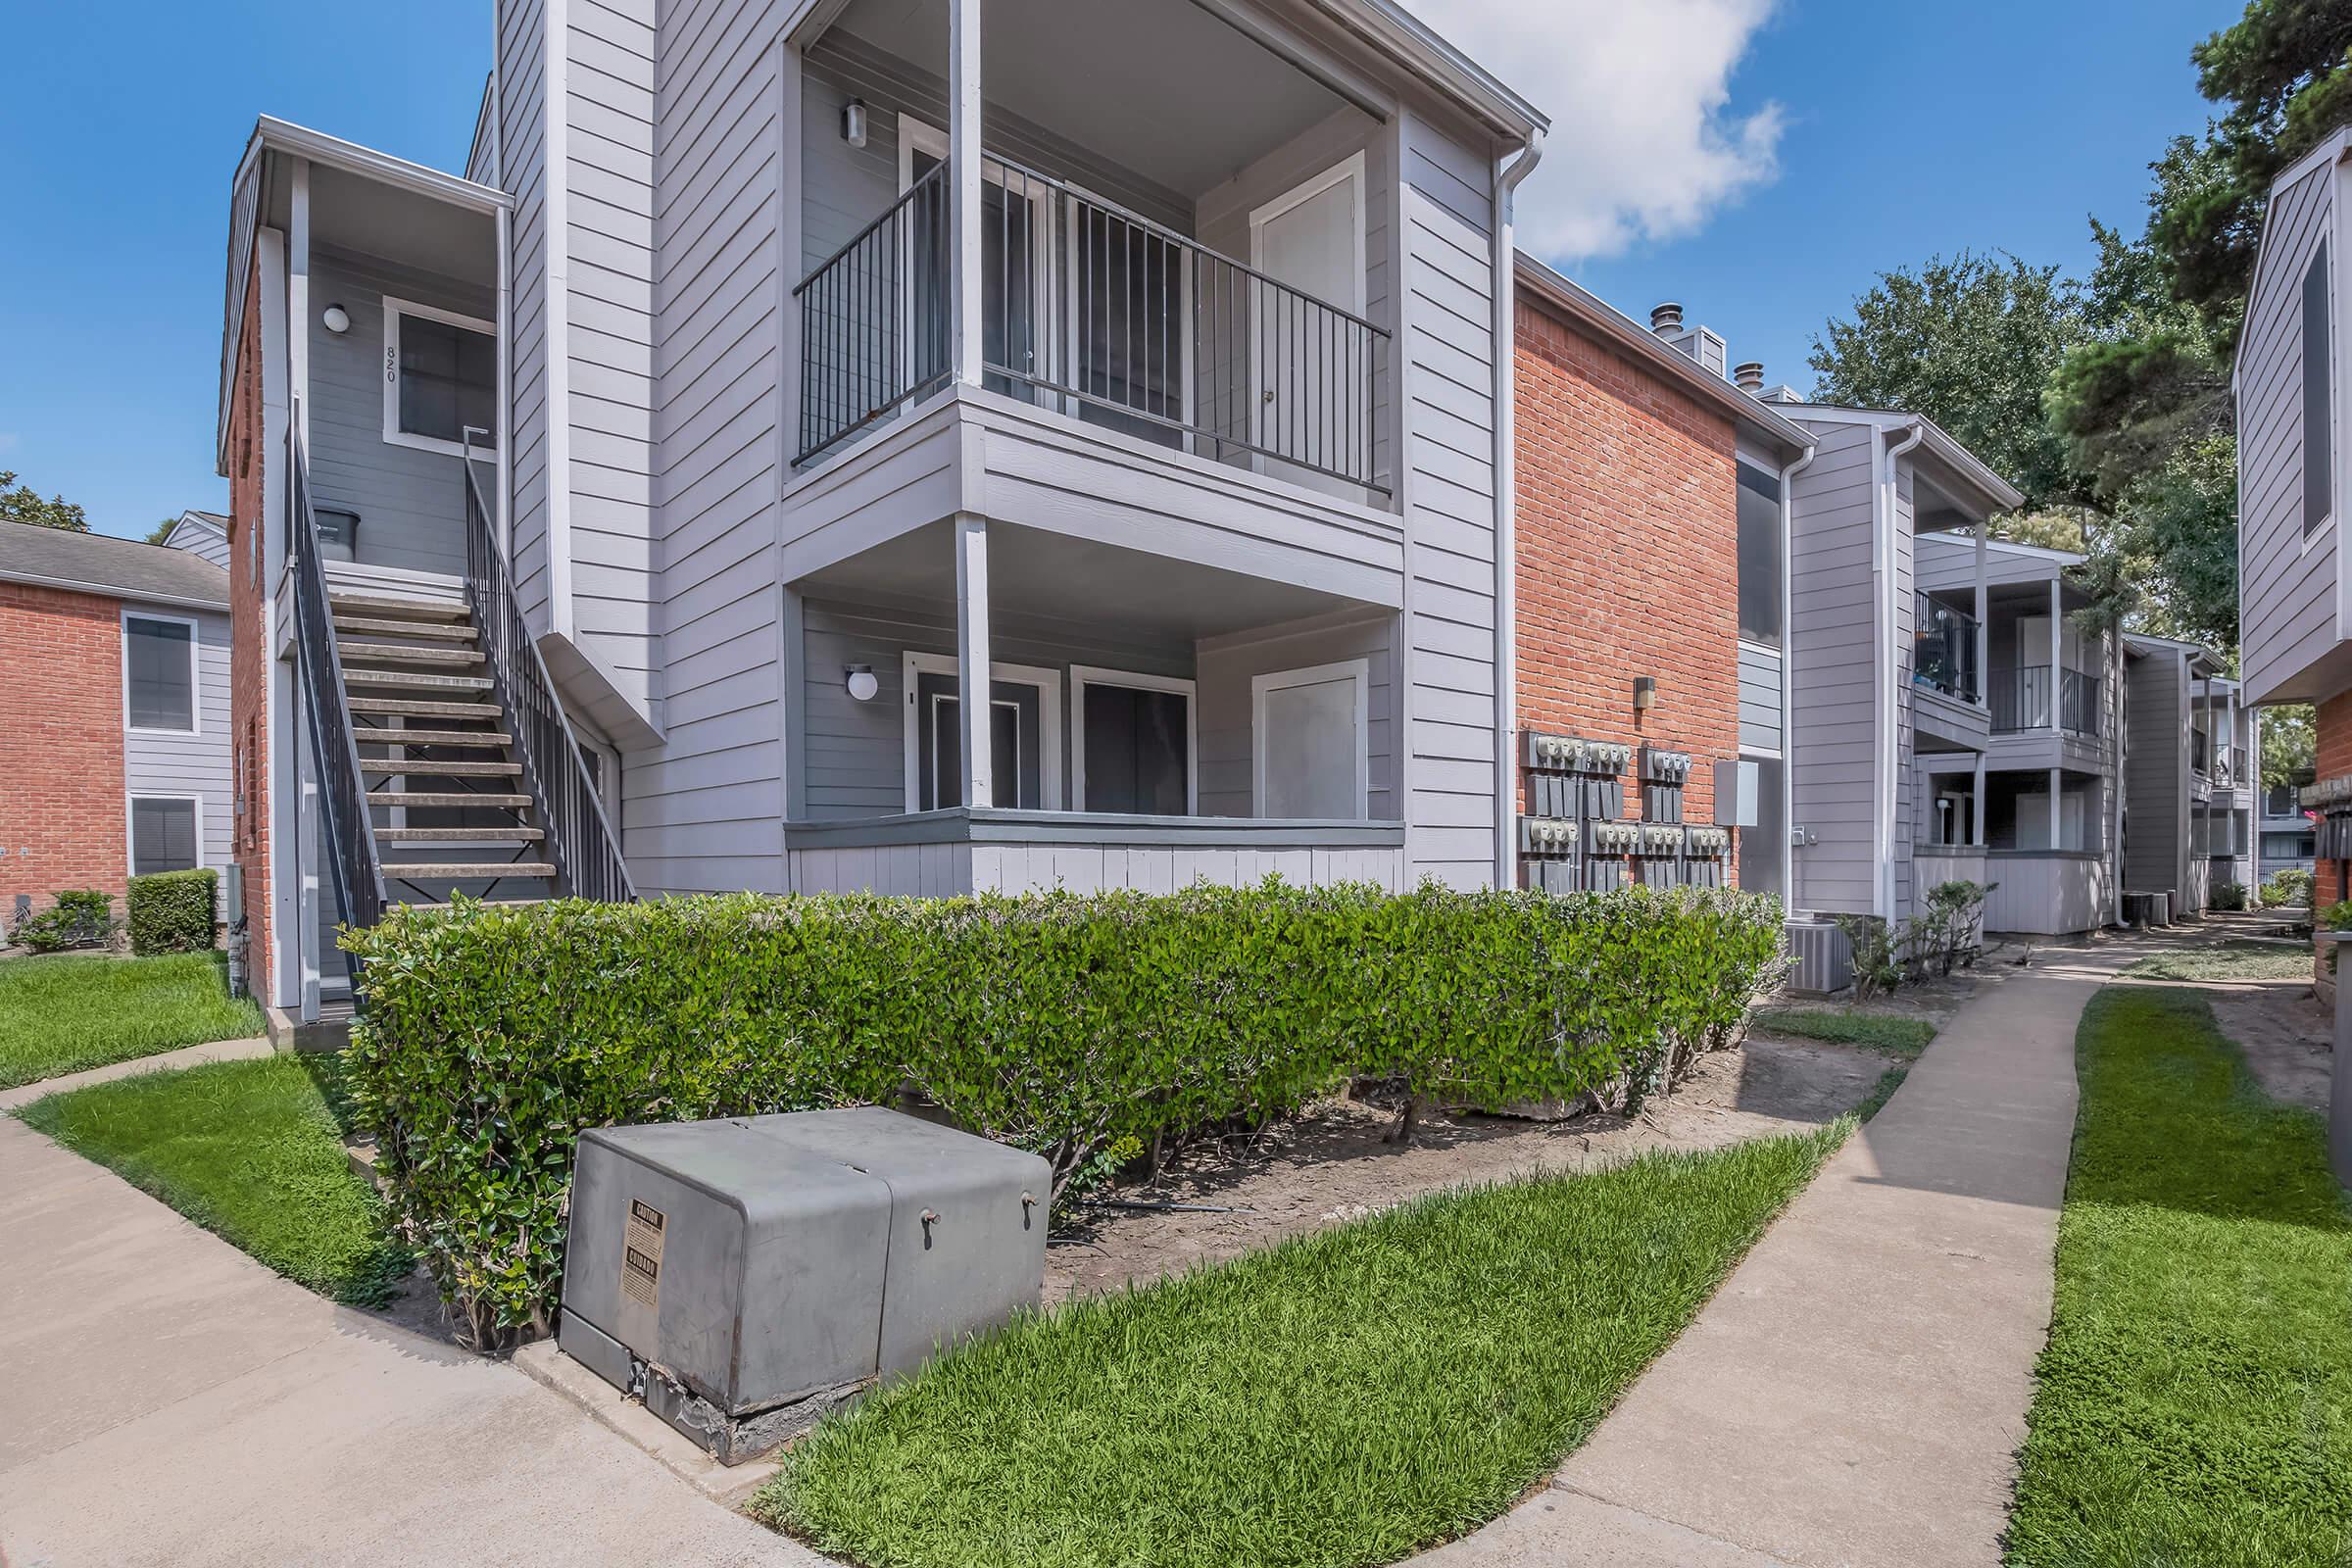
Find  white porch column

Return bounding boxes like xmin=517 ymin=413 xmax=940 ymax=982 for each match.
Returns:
xmin=1973 ymin=526 xmax=1988 ymax=704
xmin=2047 ymin=576 xmax=2063 ymax=729
xmin=1973 ymin=753 xmax=1986 ymax=846
xmin=2049 ymin=765 xmax=2064 ymax=851
xmin=948 ymin=0 xmax=983 ymax=387
xmin=954 ymin=513 xmax=994 ymax=808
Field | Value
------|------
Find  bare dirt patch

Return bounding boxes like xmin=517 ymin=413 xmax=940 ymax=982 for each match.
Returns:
xmin=2208 ymin=983 xmax=2333 ymax=1114
xmin=1044 ymin=1032 xmax=1891 ymax=1307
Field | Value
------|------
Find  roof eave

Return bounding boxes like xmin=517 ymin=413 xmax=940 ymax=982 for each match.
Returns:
xmin=1313 ymin=0 xmax=1546 ymax=142
xmin=248 ymin=117 xmax=510 ymax=214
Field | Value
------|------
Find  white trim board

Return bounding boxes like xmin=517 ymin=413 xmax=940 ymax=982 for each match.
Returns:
xmin=1068 ymin=664 xmax=1199 ymax=814
xmin=1250 ymin=657 xmax=1370 ymax=818
xmin=900 ymin=651 xmax=1065 ymax=811
xmin=122 ymin=609 xmax=201 ymax=737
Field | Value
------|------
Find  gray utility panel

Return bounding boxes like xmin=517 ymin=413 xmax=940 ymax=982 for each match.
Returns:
xmin=562 ymin=1107 xmax=1049 ymax=1459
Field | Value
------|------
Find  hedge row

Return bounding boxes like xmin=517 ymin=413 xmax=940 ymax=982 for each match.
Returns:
xmin=344 ymin=883 xmax=1786 ymax=1345
xmin=128 ymin=869 xmax=218 ymax=956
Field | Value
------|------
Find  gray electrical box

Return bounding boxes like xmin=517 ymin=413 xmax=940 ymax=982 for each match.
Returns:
xmin=560 ymin=1107 xmax=1049 ymax=1461
xmin=1713 ymin=758 xmax=1760 ymax=827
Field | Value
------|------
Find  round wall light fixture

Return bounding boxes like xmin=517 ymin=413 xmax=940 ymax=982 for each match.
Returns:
xmin=322 ymin=304 xmax=351 ymax=334
xmin=845 ymin=663 xmax=879 ymax=703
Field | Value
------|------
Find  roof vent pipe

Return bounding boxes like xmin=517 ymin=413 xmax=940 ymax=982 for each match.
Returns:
xmin=1733 ymin=362 xmax=1765 ymax=392
xmin=1649 ymin=302 xmax=1684 ymax=336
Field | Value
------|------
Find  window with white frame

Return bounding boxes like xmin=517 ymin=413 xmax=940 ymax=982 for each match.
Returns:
xmin=1071 ymin=667 xmax=1194 ymax=814
xmin=1251 ymin=660 xmax=1368 ymax=819
xmin=123 ymin=612 xmax=196 ymax=733
xmin=129 ymin=796 xmax=201 ymax=875
xmin=383 ymin=296 xmax=498 ymax=456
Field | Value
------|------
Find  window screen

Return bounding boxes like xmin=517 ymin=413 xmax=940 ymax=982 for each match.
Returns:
xmin=131 ymin=797 xmax=198 ymax=875
xmin=125 ymin=616 xmax=194 ymax=731
xmin=398 ymin=312 xmax=498 ymax=447
xmin=1082 ymin=683 xmax=1190 ymax=814
xmin=2305 ymin=240 xmax=2331 ymax=535
xmin=1737 ymin=465 xmax=1783 ymax=646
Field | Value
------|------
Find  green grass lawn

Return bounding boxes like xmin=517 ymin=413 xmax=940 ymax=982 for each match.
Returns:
xmin=1752 ymin=1006 xmax=1937 ymax=1056
xmin=0 ymin=952 xmax=265 ymax=1090
xmin=2118 ymin=939 xmax=2313 ymax=984
xmin=757 ymin=1124 xmax=1846 ymax=1568
xmin=2005 ymin=987 xmax=2352 ymax=1566
xmin=16 ymin=1054 xmax=412 ymax=1305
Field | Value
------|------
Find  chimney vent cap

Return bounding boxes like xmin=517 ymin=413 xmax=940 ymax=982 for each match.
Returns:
xmin=1649 ymin=302 xmax=1685 ymax=336
xmin=1732 ymin=361 xmax=1765 ymax=391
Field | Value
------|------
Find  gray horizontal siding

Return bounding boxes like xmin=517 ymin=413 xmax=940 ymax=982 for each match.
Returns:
xmin=1787 ymin=418 xmax=1879 ymax=915
xmin=1738 ymin=641 xmax=1782 ymax=754
xmin=122 ymin=604 xmax=234 ymax=874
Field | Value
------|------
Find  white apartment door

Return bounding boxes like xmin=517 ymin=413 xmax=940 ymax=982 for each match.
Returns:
xmin=1250 ymin=154 xmax=1365 ymax=493
xmin=2016 ymin=614 xmax=2056 ymax=727
xmin=1252 ymin=660 xmax=1368 ymax=819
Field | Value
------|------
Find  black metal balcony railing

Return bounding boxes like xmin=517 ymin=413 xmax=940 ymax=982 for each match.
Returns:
xmin=1989 ymin=665 xmax=2101 ymax=735
xmin=461 ymin=436 xmax=636 ymax=906
xmin=1912 ymin=593 xmax=1980 ymax=702
xmin=286 ymin=419 xmax=387 ymax=953
xmin=795 ymin=153 xmax=1391 ymax=494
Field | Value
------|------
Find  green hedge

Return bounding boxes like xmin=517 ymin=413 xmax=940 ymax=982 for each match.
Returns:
xmin=127 ymin=869 xmax=219 ymax=956
xmin=345 ymin=883 xmax=1786 ymax=1345
xmin=12 ymin=889 xmax=117 ymax=953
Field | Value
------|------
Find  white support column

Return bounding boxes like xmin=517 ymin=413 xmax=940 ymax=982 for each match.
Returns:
xmin=953 ymin=513 xmax=994 ymax=808
xmin=1973 ymin=526 xmax=1988 ymax=705
xmin=1973 ymin=753 xmax=1986 ymax=846
xmin=2049 ymin=764 xmax=2064 ymax=851
xmin=2047 ymin=576 xmax=2063 ymax=728
xmin=288 ymin=159 xmax=311 ymax=454
xmin=948 ymin=0 xmax=983 ymax=387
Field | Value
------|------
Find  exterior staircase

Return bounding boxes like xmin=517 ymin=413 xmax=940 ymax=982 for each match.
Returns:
xmin=331 ymin=592 xmax=557 ymax=906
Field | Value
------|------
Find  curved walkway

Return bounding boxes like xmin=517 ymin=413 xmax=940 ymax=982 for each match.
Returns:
xmin=1416 ymin=944 xmax=2131 ymax=1568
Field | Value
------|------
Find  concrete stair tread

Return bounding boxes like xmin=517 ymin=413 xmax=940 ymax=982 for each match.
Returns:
xmin=382 ymin=861 xmax=557 ymax=880
xmin=341 ymin=668 xmax=495 ymax=693
xmin=327 ymin=593 xmax=471 ymax=620
xmin=351 ymin=728 xmax=514 ymax=748
xmin=361 ymin=759 xmax=521 ymax=777
xmin=370 ymin=791 xmax=532 ymax=808
xmin=347 ymin=697 xmax=502 ymax=719
xmin=375 ymin=826 xmax=545 ymax=842
xmin=333 ymin=616 xmax=478 ymax=642
xmin=338 ymin=642 xmax=487 ymax=667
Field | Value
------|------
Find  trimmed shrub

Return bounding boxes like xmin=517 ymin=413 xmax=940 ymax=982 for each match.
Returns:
xmin=345 ymin=883 xmax=1786 ymax=1347
xmin=127 ymin=869 xmax=219 ymax=956
xmin=2210 ymin=880 xmax=2250 ymax=912
xmin=2261 ymin=866 xmax=2312 ymax=908
xmin=12 ymin=889 xmax=118 ymax=954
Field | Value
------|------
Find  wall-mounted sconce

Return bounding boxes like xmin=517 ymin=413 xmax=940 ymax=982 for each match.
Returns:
xmin=845 ymin=663 xmax=878 ymax=703
xmin=322 ymin=304 xmax=351 ymax=334
xmin=841 ymin=98 xmax=868 ymax=149
xmin=1632 ymin=675 xmax=1657 ymax=712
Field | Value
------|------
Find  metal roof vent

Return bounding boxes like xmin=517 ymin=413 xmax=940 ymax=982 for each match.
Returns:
xmin=1733 ymin=362 xmax=1765 ymax=393
xmin=1649 ymin=302 xmax=1684 ymax=336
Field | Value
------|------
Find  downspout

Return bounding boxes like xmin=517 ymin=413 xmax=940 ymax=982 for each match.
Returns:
xmin=1490 ymin=129 xmax=1544 ymax=887
xmin=1778 ymin=440 xmax=1816 ymax=912
xmin=1876 ymin=420 xmax=1927 ymax=920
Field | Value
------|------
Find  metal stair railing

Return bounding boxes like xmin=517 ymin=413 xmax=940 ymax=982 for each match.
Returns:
xmin=460 ymin=431 xmax=636 ymax=904
xmin=287 ymin=423 xmax=389 ymax=950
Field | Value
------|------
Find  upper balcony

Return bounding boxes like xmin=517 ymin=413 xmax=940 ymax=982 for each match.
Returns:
xmin=774 ymin=0 xmax=1503 ymax=602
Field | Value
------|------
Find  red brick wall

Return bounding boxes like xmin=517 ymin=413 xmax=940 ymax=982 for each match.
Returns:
xmin=2314 ymin=689 xmax=2352 ymax=915
xmin=226 ymin=263 xmax=273 ymax=1002
xmin=1513 ymin=298 xmax=1742 ymax=860
xmin=0 ymin=582 xmax=126 ymax=917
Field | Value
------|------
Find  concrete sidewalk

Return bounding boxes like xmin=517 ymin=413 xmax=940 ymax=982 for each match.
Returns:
xmin=1419 ymin=951 xmax=2118 ymax=1568
xmin=0 ymin=1114 xmax=822 ymax=1568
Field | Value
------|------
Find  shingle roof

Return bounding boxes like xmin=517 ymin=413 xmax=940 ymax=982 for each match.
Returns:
xmin=0 ymin=520 xmax=231 ymax=609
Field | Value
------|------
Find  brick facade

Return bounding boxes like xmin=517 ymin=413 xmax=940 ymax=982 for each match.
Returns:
xmin=2314 ymin=689 xmax=2352 ymax=914
xmin=0 ymin=581 xmax=128 ymax=916
xmin=226 ymin=263 xmax=273 ymax=1002
xmin=1512 ymin=296 xmax=1742 ymax=864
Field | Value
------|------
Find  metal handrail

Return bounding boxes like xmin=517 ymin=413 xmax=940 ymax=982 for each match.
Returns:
xmin=793 ymin=150 xmax=1392 ymax=493
xmin=460 ymin=432 xmax=636 ymax=905
xmin=1912 ymin=592 xmax=1981 ymax=702
xmin=1990 ymin=665 xmax=2102 ymax=735
xmin=286 ymin=418 xmax=388 ymax=956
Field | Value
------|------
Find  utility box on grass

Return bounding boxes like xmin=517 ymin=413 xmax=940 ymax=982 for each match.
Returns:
xmin=560 ymin=1106 xmax=1050 ymax=1462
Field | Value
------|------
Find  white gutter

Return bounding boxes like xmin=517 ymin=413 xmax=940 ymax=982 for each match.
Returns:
xmin=1876 ymin=420 xmax=1927 ymax=919
xmin=1778 ymin=441 xmax=1816 ymax=910
xmin=1491 ymin=129 xmax=1544 ymax=887
xmin=248 ymin=116 xmax=509 ymax=213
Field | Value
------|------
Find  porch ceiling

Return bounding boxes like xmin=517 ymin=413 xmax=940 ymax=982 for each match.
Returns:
xmin=832 ymin=0 xmax=1352 ymax=198
xmin=797 ymin=518 xmax=1377 ymax=641
xmin=262 ymin=161 xmax=497 ymax=289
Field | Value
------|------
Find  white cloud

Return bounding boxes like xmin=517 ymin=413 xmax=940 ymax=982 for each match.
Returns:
xmin=1408 ymin=0 xmax=1786 ymax=261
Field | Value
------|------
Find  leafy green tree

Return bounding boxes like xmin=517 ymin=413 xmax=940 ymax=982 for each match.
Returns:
xmin=2262 ymin=703 xmax=2315 ymax=792
xmin=0 ymin=470 xmax=89 ymax=533
xmin=1809 ymin=252 xmax=2089 ymax=510
xmin=144 ymin=518 xmax=178 ymax=546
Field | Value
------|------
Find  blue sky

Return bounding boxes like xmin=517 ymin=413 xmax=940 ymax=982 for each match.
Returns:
xmin=1 ymin=0 xmax=2232 ymax=540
